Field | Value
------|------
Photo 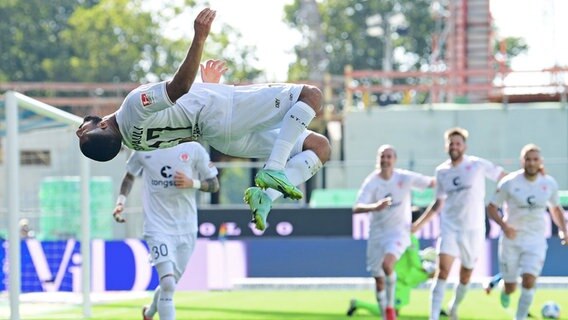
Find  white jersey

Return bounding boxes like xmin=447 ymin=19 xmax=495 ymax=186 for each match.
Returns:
xmin=356 ymin=169 xmax=432 ymax=238
xmin=115 ymin=81 xmax=305 ymax=160
xmin=116 ymin=81 xmax=233 ymax=151
xmin=491 ymin=169 xmax=559 ymax=239
xmin=435 ymin=155 xmax=503 ymax=231
xmin=126 ymin=142 xmax=218 ymax=236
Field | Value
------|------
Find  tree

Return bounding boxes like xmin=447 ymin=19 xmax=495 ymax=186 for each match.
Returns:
xmin=0 ymin=0 xmax=260 ymax=83
xmin=0 ymin=0 xmax=98 ymax=81
xmin=284 ymin=0 xmax=435 ymax=79
xmin=494 ymin=36 xmax=529 ymax=68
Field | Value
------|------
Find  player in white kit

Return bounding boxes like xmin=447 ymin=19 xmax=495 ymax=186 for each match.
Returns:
xmin=487 ymin=143 xmax=567 ymax=320
xmin=76 ymin=8 xmax=330 ymax=231
xmin=412 ymin=127 xmax=505 ymax=320
xmin=353 ymin=145 xmax=434 ymax=320
xmin=112 ymin=142 xmax=219 ymax=320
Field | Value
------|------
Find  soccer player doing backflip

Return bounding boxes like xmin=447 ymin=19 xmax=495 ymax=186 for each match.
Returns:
xmin=75 ymin=8 xmax=330 ymax=231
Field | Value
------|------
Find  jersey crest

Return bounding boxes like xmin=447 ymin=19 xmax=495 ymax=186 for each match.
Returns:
xmin=140 ymin=91 xmax=155 ymax=107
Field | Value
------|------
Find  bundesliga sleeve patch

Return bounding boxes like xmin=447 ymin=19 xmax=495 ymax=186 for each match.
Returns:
xmin=140 ymin=91 xmax=155 ymax=107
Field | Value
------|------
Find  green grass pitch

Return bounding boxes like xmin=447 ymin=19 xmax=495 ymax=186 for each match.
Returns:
xmin=13 ymin=288 xmax=568 ymax=319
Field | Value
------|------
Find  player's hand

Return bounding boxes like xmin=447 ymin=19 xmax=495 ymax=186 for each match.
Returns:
xmin=113 ymin=205 xmax=126 ymax=223
xmin=174 ymin=171 xmax=192 ymax=188
xmin=411 ymin=223 xmax=420 ymax=233
xmin=200 ymin=60 xmax=228 ymax=83
xmin=194 ymin=8 xmax=216 ymax=41
xmin=503 ymin=224 xmax=516 ymax=240
xmin=375 ymin=196 xmax=392 ymax=211
xmin=559 ymin=230 xmax=567 ymax=246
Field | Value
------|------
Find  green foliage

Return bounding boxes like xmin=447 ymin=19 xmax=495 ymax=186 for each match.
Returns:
xmin=0 ymin=0 xmax=260 ymax=82
xmin=494 ymin=36 xmax=529 ymax=61
xmin=0 ymin=0 xmax=98 ymax=81
xmin=284 ymin=0 xmax=435 ymax=78
xmin=58 ymin=0 xmax=162 ymax=81
xmin=206 ymin=24 xmax=262 ymax=83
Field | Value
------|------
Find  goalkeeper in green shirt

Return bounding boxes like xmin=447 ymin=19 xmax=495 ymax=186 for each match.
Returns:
xmin=347 ymin=235 xmax=436 ymax=317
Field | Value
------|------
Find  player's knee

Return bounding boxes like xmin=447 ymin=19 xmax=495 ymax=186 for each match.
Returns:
xmin=303 ymin=133 xmax=331 ymax=164
xmin=374 ymin=277 xmax=385 ymax=291
xmin=459 ymin=269 xmax=473 ymax=284
xmin=299 ymin=85 xmax=323 ymax=114
xmin=504 ymin=283 xmax=516 ymax=294
xmin=160 ymin=275 xmax=176 ymax=293
xmin=382 ymin=263 xmax=394 ymax=275
xmin=437 ymin=267 xmax=450 ymax=279
xmin=521 ymin=274 xmax=536 ymax=289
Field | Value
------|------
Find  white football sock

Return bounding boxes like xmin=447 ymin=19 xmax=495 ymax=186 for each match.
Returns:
xmin=376 ymin=289 xmax=387 ymax=317
xmin=516 ymin=287 xmax=535 ymax=320
xmin=264 ymin=150 xmax=323 ymax=201
xmin=145 ymin=286 xmax=161 ymax=317
xmin=264 ymin=101 xmax=315 ymax=170
xmin=157 ymin=276 xmax=176 ymax=320
xmin=155 ymin=262 xmax=176 ymax=320
xmin=430 ymin=278 xmax=447 ymax=320
xmin=449 ymin=283 xmax=468 ymax=315
xmin=385 ymin=273 xmax=397 ymax=308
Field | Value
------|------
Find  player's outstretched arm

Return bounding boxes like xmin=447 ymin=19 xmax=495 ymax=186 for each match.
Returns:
xmin=411 ymin=199 xmax=443 ymax=233
xmin=166 ymin=8 xmax=216 ymax=102
xmin=352 ymin=196 xmax=392 ymax=214
xmin=550 ymin=205 xmax=567 ymax=245
xmin=113 ymin=172 xmax=136 ymax=223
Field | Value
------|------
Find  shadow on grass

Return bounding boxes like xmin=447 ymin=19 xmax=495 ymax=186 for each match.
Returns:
xmin=99 ymin=303 xmax=503 ymax=320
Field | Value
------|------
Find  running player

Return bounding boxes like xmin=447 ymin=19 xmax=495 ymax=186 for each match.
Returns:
xmin=113 ymin=142 xmax=219 ymax=320
xmin=353 ymin=145 xmax=434 ymax=320
xmin=487 ymin=143 xmax=567 ymax=320
xmin=412 ymin=127 xmax=506 ymax=320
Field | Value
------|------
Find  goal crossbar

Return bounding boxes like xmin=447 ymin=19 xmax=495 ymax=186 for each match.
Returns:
xmin=5 ymin=91 xmax=92 ymax=320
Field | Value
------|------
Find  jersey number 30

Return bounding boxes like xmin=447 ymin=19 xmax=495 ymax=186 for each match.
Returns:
xmin=151 ymin=244 xmax=169 ymax=260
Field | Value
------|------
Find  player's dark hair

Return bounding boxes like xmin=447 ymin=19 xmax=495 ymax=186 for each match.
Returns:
xmin=80 ymin=130 xmax=122 ymax=162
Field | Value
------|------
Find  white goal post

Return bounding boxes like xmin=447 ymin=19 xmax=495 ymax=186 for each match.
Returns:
xmin=5 ymin=91 xmax=92 ymax=320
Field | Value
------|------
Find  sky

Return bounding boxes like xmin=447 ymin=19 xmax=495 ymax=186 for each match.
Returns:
xmin=173 ymin=0 xmax=567 ymax=82
xmin=490 ymin=0 xmax=568 ymax=70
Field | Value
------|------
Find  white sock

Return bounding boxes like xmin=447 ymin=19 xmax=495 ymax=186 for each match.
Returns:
xmin=376 ymin=290 xmax=387 ymax=317
xmin=449 ymin=283 xmax=468 ymax=314
xmin=264 ymin=101 xmax=315 ymax=170
xmin=264 ymin=150 xmax=323 ymax=201
xmin=385 ymin=273 xmax=397 ymax=308
xmin=154 ymin=262 xmax=176 ymax=320
xmin=157 ymin=276 xmax=176 ymax=320
xmin=430 ymin=278 xmax=447 ymax=320
xmin=516 ymin=288 xmax=535 ymax=320
xmin=145 ymin=286 xmax=161 ymax=317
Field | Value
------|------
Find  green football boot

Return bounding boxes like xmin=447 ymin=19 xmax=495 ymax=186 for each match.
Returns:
xmin=244 ymin=187 xmax=272 ymax=231
xmin=500 ymin=290 xmax=510 ymax=308
xmin=254 ymin=169 xmax=303 ymax=200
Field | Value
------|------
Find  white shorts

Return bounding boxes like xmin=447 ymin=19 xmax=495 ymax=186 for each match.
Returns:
xmin=366 ymin=233 xmax=410 ymax=277
xmin=499 ymin=236 xmax=547 ymax=283
xmin=212 ymin=84 xmax=308 ymax=159
xmin=144 ymin=233 xmax=197 ymax=280
xmin=437 ymin=228 xmax=484 ymax=269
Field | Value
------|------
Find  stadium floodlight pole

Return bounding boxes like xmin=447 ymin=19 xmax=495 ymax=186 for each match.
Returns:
xmin=5 ymin=91 xmax=92 ymax=319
